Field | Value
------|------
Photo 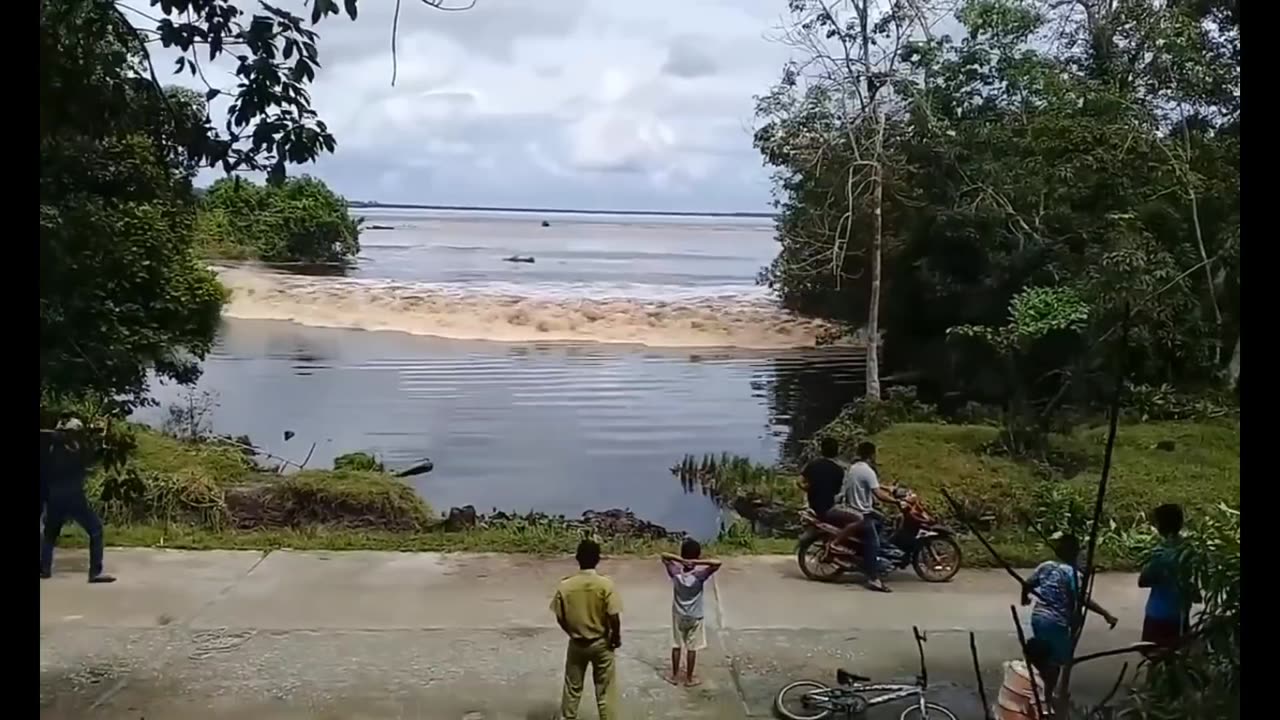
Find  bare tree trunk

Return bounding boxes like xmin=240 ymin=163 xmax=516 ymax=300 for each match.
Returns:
xmin=1227 ymin=335 xmax=1240 ymax=389
xmin=1181 ymin=112 xmax=1223 ymax=365
xmin=860 ymin=0 xmax=882 ymax=401
xmin=866 ymin=155 xmax=883 ymax=400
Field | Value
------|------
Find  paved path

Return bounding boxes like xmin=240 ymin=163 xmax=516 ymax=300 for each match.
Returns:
xmin=40 ymin=549 xmax=1148 ymax=719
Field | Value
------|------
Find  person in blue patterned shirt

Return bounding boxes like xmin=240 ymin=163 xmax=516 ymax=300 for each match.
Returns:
xmin=1021 ymin=534 xmax=1118 ymax=698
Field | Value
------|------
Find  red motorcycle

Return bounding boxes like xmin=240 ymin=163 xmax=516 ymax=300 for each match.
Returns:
xmin=797 ymin=487 xmax=962 ymax=583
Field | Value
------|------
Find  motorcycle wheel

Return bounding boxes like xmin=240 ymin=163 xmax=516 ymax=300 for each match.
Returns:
xmin=797 ymin=536 xmax=843 ymax=582
xmin=912 ymin=536 xmax=962 ymax=583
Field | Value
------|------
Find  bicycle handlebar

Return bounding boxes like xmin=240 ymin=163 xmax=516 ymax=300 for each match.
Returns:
xmin=912 ymin=625 xmax=928 ymax=688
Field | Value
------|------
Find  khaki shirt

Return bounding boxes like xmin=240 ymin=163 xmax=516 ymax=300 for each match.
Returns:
xmin=550 ymin=569 xmax=622 ymax=640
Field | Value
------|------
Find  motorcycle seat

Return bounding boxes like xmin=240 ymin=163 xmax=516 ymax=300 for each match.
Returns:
xmin=836 ymin=669 xmax=870 ymax=685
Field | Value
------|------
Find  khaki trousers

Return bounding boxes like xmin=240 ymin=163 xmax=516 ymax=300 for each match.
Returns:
xmin=560 ymin=637 xmax=617 ymax=720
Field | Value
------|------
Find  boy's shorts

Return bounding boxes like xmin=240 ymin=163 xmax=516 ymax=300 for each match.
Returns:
xmin=672 ymin=612 xmax=707 ymax=651
xmin=1030 ymin=615 xmax=1072 ymax=666
xmin=1141 ymin=616 xmax=1184 ymax=651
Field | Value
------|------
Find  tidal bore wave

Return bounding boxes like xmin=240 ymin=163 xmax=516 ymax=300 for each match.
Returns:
xmin=216 ymin=267 xmax=832 ymax=349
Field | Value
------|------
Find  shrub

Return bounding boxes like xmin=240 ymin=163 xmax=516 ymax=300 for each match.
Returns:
xmin=195 ymin=176 xmax=360 ymax=263
xmin=224 ymin=471 xmax=433 ymax=532
xmin=87 ymin=428 xmax=434 ymax=534
xmin=333 ymin=452 xmax=385 ymax=473
xmin=92 ymin=466 xmax=230 ymax=529
xmin=673 ymin=453 xmax=791 ymax=500
xmin=807 ymin=386 xmax=941 ymax=457
xmin=1026 ymin=481 xmax=1094 ymax=540
xmin=951 ymin=401 xmax=1003 ymax=427
xmin=161 ymin=388 xmax=219 ymax=441
xmin=127 ymin=426 xmax=256 ymax=486
xmin=1125 ymin=383 xmax=1238 ymax=423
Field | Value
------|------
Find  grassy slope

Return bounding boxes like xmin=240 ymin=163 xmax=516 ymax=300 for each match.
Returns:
xmin=878 ymin=420 xmax=1240 ymax=520
xmin=57 ymin=421 xmax=1237 ymax=568
xmin=870 ymin=420 xmax=1239 ymax=568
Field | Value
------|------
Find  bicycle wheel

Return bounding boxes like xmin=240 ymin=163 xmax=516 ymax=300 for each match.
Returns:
xmin=774 ymin=680 xmax=834 ymax=720
xmin=898 ymin=701 xmax=960 ymax=720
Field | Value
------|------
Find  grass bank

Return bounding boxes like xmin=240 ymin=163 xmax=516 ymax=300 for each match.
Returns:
xmin=57 ymin=522 xmax=798 ymax=557
xmin=53 ymin=419 xmax=1238 ymax=570
xmin=60 ymin=427 xmax=794 ymax=557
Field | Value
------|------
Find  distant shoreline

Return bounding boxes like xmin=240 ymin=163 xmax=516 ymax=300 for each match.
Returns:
xmin=347 ymin=201 xmax=774 ymax=219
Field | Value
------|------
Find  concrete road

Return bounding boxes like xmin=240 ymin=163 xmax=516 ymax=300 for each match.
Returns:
xmin=40 ymin=550 xmax=1148 ymax=719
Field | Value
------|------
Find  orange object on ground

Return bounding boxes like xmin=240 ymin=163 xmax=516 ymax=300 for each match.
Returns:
xmin=995 ymin=660 xmax=1053 ymax=719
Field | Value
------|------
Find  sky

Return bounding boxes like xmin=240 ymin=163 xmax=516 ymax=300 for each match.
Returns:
xmin=144 ymin=0 xmax=805 ymax=213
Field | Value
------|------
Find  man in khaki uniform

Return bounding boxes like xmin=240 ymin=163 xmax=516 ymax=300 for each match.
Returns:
xmin=550 ymin=539 xmax=622 ymax=720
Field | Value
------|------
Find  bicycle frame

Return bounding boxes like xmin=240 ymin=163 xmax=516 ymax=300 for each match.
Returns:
xmin=802 ymin=682 xmax=931 ymax=716
xmin=808 ymin=626 xmax=936 ymax=716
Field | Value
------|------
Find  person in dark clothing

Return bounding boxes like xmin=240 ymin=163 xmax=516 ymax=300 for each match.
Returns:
xmin=40 ymin=419 xmax=115 ymax=583
xmin=40 ymin=430 xmax=51 ymax=515
xmin=40 ymin=430 xmax=52 ymax=573
xmin=801 ymin=437 xmax=861 ymax=548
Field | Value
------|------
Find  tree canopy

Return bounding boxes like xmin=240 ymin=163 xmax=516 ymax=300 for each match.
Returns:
xmin=40 ymin=0 xmax=365 ymax=410
xmin=196 ymin=175 xmax=361 ymax=263
xmin=755 ymin=0 xmax=1239 ymax=414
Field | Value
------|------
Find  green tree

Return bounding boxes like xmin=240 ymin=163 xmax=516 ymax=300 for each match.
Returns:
xmin=197 ymin=175 xmax=361 ymax=263
xmin=755 ymin=0 xmax=1239 ymax=410
xmin=40 ymin=0 xmax=225 ymax=410
xmin=40 ymin=0 xmax=392 ymax=408
xmin=754 ymin=0 xmax=954 ymax=399
xmin=949 ymin=286 xmax=1090 ymax=455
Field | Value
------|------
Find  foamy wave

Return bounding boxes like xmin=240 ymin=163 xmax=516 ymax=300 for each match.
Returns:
xmin=216 ymin=267 xmax=831 ymax=349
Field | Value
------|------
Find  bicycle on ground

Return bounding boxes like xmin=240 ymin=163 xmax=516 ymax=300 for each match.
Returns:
xmin=773 ymin=626 xmax=958 ymax=720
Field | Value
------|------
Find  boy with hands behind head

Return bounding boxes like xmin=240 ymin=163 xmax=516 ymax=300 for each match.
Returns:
xmin=660 ymin=538 xmax=722 ymax=687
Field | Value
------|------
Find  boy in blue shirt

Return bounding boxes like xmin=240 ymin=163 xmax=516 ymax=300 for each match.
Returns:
xmin=1021 ymin=534 xmax=1118 ymax=699
xmin=1139 ymin=504 xmax=1196 ymax=652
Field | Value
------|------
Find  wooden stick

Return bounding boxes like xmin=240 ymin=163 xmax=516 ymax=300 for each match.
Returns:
xmin=939 ymin=488 xmax=1047 ymax=603
xmin=299 ymin=442 xmax=317 ymax=469
xmin=1072 ymin=644 xmax=1157 ymax=666
xmin=969 ymin=632 xmax=993 ymax=720
xmin=1064 ymin=306 xmax=1132 ymax=712
xmin=1097 ymin=661 xmax=1129 ymax=712
xmin=217 ymin=437 xmax=306 ymax=470
xmin=1011 ymin=605 xmax=1046 ymax=720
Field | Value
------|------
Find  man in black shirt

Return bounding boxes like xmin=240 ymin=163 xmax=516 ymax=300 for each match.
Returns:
xmin=40 ymin=419 xmax=115 ymax=583
xmin=801 ymin=437 xmax=861 ymax=548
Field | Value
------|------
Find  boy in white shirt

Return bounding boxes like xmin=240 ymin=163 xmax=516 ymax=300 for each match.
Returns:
xmin=660 ymin=539 xmax=722 ymax=686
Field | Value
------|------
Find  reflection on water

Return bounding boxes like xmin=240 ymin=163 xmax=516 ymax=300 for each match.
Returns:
xmin=139 ymin=319 xmax=865 ymax=539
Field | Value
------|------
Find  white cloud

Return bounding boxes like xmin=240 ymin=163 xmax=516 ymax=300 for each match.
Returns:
xmin=149 ymin=0 xmax=798 ymax=211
